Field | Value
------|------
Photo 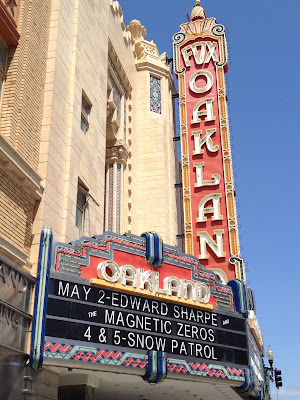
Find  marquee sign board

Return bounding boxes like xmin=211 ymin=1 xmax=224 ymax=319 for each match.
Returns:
xmin=39 ymin=232 xmax=247 ymax=384
xmin=173 ymin=7 xmax=246 ymax=283
xmin=46 ymin=275 xmax=248 ymax=365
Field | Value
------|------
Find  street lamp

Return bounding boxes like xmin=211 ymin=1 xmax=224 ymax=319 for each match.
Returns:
xmin=263 ymin=346 xmax=274 ymax=400
xmin=266 ymin=345 xmax=274 ymax=370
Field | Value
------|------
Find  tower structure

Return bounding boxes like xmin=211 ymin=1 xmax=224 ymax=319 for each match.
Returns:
xmin=173 ymin=0 xmax=244 ymax=284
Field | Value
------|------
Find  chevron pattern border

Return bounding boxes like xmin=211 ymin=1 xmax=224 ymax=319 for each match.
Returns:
xmin=167 ymin=358 xmax=245 ymax=381
xmin=44 ymin=342 xmax=148 ymax=369
xmin=44 ymin=342 xmax=245 ymax=382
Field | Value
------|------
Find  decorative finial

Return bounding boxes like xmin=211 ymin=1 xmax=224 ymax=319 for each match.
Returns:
xmin=191 ymin=0 xmax=206 ymax=21
xmin=127 ymin=20 xmax=147 ymax=41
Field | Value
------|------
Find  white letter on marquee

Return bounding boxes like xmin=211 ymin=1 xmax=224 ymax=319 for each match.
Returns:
xmin=198 ymin=230 xmax=226 ymax=259
xmin=197 ymin=194 xmax=223 ymax=222
xmin=193 ymin=128 xmax=219 ymax=155
xmin=194 ymin=162 xmax=221 ymax=187
xmin=97 ymin=261 xmax=120 ymax=282
xmin=192 ymin=98 xmax=215 ymax=124
xmin=189 ymin=70 xmax=213 ymax=94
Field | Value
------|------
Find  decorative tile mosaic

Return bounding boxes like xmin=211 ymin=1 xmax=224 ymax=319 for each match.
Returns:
xmin=123 ymin=96 xmax=127 ymax=141
xmin=150 ymin=75 xmax=161 ymax=114
xmin=108 ymin=164 xmax=113 ymax=231
xmin=44 ymin=342 xmax=148 ymax=369
xmin=43 ymin=342 xmax=244 ymax=382
xmin=116 ymin=163 xmax=121 ymax=234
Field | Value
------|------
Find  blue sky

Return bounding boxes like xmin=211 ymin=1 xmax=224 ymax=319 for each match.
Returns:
xmin=120 ymin=1 xmax=299 ymax=399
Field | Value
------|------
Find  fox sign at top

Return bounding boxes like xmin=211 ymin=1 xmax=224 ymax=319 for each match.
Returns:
xmin=173 ymin=1 xmax=245 ymax=283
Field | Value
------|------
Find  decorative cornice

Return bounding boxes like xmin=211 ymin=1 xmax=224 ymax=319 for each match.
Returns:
xmin=0 ymin=134 xmax=44 ymax=200
xmin=135 ymin=40 xmax=160 ymax=60
xmin=136 ymin=59 xmax=177 ymax=94
xmin=0 ymin=232 xmax=30 ymax=267
xmin=110 ymin=1 xmax=135 ymax=48
xmin=108 ymin=40 xmax=132 ymax=93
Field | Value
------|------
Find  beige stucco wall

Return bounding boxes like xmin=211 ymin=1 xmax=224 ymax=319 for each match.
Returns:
xmin=31 ymin=0 xmax=110 ymax=263
xmin=132 ymin=43 xmax=179 ymax=246
xmin=29 ymin=0 xmax=181 ymax=267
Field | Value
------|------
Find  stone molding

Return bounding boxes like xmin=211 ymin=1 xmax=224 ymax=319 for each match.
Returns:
xmin=106 ymin=140 xmax=129 ymax=165
xmin=136 ymin=59 xmax=177 ymax=96
xmin=110 ymin=1 xmax=135 ymax=48
xmin=108 ymin=41 xmax=132 ymax=93
xmin=0 ymin=134 xmax=44 ymax=200
xmin=135 ymin=40 xmax=160 ymax=60
xmin=0 ymin=232 xmax=30 ymax=267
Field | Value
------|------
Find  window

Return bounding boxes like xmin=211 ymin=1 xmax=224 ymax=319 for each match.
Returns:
xmin=0 ymin=37 xmax=8 ymax=103
xmin=76 ymin=183 xmax=88 ymax=232
xmin=81 ymin=94 xmax=91 ymax=134
xmin=108 ymin=71 xmax=121 ymax=124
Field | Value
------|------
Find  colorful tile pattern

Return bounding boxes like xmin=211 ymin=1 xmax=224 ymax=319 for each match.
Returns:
xmin=43 ymin=342 xmax=245 ymax=383
xmin=108 ymin=164 xmax=113 ymax=231
xmin=150 ymin=75 xmax=161 ymax=114
xmin=116 ymin=163 xmax=121 ymax=233
xmin=44 ymin=342 xmax=148 ymax=368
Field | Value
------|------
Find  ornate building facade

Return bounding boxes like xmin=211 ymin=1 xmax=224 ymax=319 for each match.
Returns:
xmin=0 ymin=1 xmax=265 ymax=399
xmin=0 ymin=0 xmax=181 ymax=397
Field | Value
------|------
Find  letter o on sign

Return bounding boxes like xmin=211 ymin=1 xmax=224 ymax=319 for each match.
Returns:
xmin=189 ymin=70 xmax=213 ymax=94
xmin=97 ymin=260 xmax=120 ymax=282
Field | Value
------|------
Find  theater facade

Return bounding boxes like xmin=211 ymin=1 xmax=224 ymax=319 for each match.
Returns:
xmin=0 ymin=0 xmax=265 ymax=399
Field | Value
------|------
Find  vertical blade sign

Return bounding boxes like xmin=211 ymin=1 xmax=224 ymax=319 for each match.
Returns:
xmin=173 ymin=9 xmax=245 ymax=283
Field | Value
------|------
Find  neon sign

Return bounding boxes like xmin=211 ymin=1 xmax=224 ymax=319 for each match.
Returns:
xmin=173 ymin=4 xmax=245 ymax=282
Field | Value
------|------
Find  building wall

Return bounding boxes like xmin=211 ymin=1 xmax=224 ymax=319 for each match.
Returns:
xmin=31 ymin=0 xmax=110 ymax=262
xmin=0 ymin=0 xmax=48 ymax=268
xmin=0 ymin=2 xmax=181 ymax=393
xmin=0 ymin=0 xmax=51 ymax=169
xmin=0 ymin=1 xmax=51 ymax=397
xmin=131 ymin=26 xmax=179 ymax=246
xmin=30 ymin=0 xmax=181 ymax=266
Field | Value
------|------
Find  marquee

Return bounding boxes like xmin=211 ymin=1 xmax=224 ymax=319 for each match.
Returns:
xmin=30 ymin=229 xmax=249 ymax=386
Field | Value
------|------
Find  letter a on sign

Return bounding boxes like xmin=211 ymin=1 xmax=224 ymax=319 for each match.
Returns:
xmin=192 ymin=98 xmax=215 ymax=124
xmin=197 ymin=194 xmax=223 ymax=222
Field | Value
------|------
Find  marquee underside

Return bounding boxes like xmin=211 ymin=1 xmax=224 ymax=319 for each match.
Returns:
xmin=44 ymin=367 xmax=244 ymax=400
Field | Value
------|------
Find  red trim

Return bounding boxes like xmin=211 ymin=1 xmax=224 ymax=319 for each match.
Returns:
xmin=0 ymin=2 xmax=19 ymax=46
